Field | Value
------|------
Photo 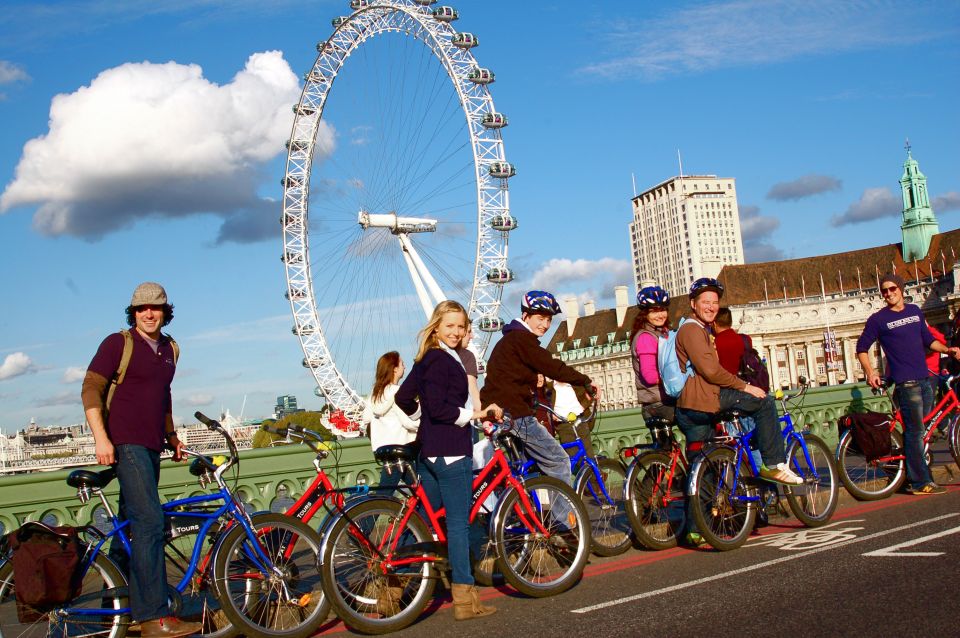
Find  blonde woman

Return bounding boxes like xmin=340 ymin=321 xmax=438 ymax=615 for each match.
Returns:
xmin=396 ymin=300 xmax=501 ymax=621
xmin=363 ymin=351 xmax=419 ymax=488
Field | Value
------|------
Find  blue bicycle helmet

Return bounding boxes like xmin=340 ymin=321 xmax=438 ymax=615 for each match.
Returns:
xmin=521 ymin=290 xmax=561 ymax=315
xmin=689 ymin=277 xmax=724 ymax=300
xmin=636 ymin=285 xmax=670 ymax=308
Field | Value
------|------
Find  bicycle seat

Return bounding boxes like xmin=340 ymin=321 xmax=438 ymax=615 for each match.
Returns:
xmin=374 ymin=444 xmax=417 ymax=465
xmin=67 ymin=467 xmax=117 ymax=490
xmin=715 ymin=409 xmax=745 ymax=422
xmin=644 ymin=416 xmax=673 ymax=430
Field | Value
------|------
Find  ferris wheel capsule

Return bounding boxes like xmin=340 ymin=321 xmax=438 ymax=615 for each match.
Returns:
xmin=332 ymin=16 xmax=349 ymax=28
xmin=481 ymin=112 xmax=508 ymax=129
xmin=293 ymin=104 xmax=315 ymax=116
xmin=477 ymin=316 xmax=505 ymax=332
xmin=489 ymin=213 xmax=518 ymax=231
xmin=281 ymin=175 xmax=303 ymax=188
xmin=488 ymin=162 xmax=515 ymax=178
xmin=281 ymin=251 xmax=304 ymax=264
xmin=413 ymin=0 xmax=437 ymax=5
xmin=350 ymin=0 xmax=370 ymax=9
xmin=292 ymin=324 xmax=317 ymax=336
xmin=303 ymin=356 xmax=327 ymax=368
xmin=285 ymin=288 xmax=307 ymax=300
xmin=452 ymin=32 xmax=478 ymax=49
xmin=432 ymin=6 xmax=458 ymax=22
xmin=485 ymin=267 xmax=514 ymax=284
xmin=468 ymin=67 xmax=495 ymax=84
xmin=286 ymin=139 xmax=309 ymax=154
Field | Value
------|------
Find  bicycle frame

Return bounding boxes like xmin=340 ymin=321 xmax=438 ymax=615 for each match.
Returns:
xmin=351 ymin=440 xmax=551 ymax=574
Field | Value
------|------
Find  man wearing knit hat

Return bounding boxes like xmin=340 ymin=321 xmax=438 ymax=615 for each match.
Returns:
xmin=81 ymin=282 xmax=200 ymax=637
xmin=856 ymin=273 xmax=960 ymax=496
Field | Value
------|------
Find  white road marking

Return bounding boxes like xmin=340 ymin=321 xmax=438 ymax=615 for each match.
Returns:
xmin=571 ymin=512 xmax=959 ymax=614
xmin=746 ymin=519 xmax=866 ymax=551
xmin=862 ymin=524 xmax=960 ymax=557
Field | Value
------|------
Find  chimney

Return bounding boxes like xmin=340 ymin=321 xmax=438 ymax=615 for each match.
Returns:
xmin=583 ymin=300 xmax=596 ymax=316
xmin=615 ymin=285 xmax=629 ymax=327
xmin=560 ymin=294 xmax=579 ymax=336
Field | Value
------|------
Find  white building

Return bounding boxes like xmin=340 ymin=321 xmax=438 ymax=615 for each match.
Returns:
xmin=629 ymin=175 xmax=745 ymax=297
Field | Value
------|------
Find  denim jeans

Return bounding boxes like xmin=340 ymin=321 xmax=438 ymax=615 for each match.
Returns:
xmin=513 ymin=416 xmax=573 ymax=485
xmin=675 ymin=390 xmax=785 ymax=466
xmin=894 ymin=378 xmax=934 ymax=488
xmin=418 ymin=457 xmax=474 ymax=585
xmin=113 ymin=444 xmax=167 ymax=622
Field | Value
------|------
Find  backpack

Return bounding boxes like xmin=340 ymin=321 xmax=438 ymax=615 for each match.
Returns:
xmin=104 ymin=329 xmax=180 ymax=417
xmin=5 ymin=522 xmax=82 ymax=622
xmin=737 ymin=334 xmax=769 ymax=391
xmin=837 ymin=411 xmax=893 ymax=461
xmin=657 ymin=317 xmax=694 ymax=398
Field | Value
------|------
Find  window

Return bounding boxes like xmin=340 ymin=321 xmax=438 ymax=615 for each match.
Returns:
xmin=572 ymin=339 xmax=581 ymax=349
xmin=589 ymin=335 xmax=598 ymax=347
xmin=607 ymin=332 xmax=616 ymax=342
xmin=556 ymin=343 xmax=564 ymax=353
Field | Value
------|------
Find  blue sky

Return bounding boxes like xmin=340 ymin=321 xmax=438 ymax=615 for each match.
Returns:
xmin=1 ymin=0 xmax=958 ymax=432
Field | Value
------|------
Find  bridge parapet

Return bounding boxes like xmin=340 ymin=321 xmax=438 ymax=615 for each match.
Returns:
xmin=0 ymin=383 xmax=888 ymax=532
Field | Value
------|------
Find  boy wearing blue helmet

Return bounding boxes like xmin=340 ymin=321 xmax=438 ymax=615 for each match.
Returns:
xmin=480 ymin=290 xmax=600 ymax=485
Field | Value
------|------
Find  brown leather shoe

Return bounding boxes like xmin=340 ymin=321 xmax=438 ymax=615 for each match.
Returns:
xmin=140 ymin=616 xmax=202 ymax=638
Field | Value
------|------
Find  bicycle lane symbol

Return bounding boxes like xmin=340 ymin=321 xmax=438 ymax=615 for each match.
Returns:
xmin=746 ymin=520 xmax=866 ymax=551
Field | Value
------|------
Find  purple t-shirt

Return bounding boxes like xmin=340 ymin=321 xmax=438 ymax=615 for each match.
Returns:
xmin=856 ymin=304 xmax=934 ymax=383
xmin=87 ymin=331 xmax=176 ymax=452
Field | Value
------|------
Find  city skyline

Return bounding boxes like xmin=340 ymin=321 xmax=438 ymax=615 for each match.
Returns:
xmin=1 ymin=0 xmax=958 ymax=431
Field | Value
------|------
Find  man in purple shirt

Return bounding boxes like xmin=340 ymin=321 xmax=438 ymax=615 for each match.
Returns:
xmin=81 ymin=283 xmax=200 ymax=637
xmin=856 ymin=273 xmax=960 ymax=495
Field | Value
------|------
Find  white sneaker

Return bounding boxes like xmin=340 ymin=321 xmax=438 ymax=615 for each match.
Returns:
xmin=759 ymin=463 xmax=803 ymax=485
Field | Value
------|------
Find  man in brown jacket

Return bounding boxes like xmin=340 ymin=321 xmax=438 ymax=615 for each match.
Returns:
xmin=675 ymin=278 xmax=801 ymax=485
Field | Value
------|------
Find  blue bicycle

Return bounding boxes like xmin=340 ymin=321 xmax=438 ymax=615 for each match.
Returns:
xmin=528 ymin=403 xmax=631 ymax=556
xmin=0 ymin=412 xmax=329 ymax=638
xmin=687 ymin=379 xmax=839 ymax=551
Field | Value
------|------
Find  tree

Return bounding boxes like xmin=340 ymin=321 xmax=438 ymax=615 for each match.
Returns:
xmin=250 ymin=412 xmax=335 ymax=448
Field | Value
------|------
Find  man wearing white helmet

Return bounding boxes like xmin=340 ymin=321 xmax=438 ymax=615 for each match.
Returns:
xmin=81 ymin=282 xmax=200 ymax=637
xmin=481 ymin=290 xmax=600 ymax=485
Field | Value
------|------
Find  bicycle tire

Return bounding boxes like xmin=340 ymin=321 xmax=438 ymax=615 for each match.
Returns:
xmin=493 ymin=475 xmax=591 ymax=597
xmin=574 ymin=458 xmax=631 ymax=556
xmin=319 ymin=497 xmax=436 ymax=635
xmin=783 ymin=434 xmax=839 ymax=527
xmin=688 ymin=446 xmax=757 ymax=551
xmin=0 ymin=549 xmax=130 ymax=638
xmin=836 ymin=428 xmax=906 ymax=500
xmin=163 ymin=526 xmax=236 ymax=638
xmin=212 ymin=513 xmax=328 ymax=638
xmin=625 ymin=450 xmax=687 ymax=550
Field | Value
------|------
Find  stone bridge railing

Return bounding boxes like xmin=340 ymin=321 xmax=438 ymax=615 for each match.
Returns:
xmin=0 ymin=383 xmax=890 ymax=533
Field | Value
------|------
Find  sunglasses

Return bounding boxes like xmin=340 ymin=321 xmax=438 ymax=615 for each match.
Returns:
xmin=881 ymin=286 xmax=899 ymax=295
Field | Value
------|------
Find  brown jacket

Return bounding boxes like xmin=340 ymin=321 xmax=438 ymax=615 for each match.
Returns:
xmin=676 ymin=316 xmax=746 ymax=413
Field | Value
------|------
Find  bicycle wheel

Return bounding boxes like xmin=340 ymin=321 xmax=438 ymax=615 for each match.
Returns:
xmin=948 ymin=415 xmax=960 ymax=471
xmin=688 ymin=446 xmax=757 ymax=551
xmin=575 ymin=458 xmax=631 ymax=556
xmin=164 ymin=526 xmax=235 ymax=638
xmin=836 ymin=428 xmax=906 ymax=500
xmin=320 ymin=497 xmax=436 ymax=635
xmin=471 ymin=511 xmax=504 ymax=588
xmin=0 ymin=550 xmax=129 ymax=638
xmin=212 ymin=513 xmax=328 ymax=638
xmin=625 ymin=450 xmax=687 ymax=550
xmin=493 ymin=476 xmax=591 ymax=597
xmin=783 ymin=434 xmax=839 ymax=527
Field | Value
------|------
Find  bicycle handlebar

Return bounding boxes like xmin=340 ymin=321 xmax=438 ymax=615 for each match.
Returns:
xmin=259 ymin=422 xmax=331 ymax=458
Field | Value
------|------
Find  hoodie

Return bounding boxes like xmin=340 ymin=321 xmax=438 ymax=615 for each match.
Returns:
xmin=480 ymin=319 xmax=591 ymax=418
xmin=363 ymin=384 xmax=419 ymax=451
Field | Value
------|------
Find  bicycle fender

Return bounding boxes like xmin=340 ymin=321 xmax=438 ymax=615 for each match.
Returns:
xmin=685 ymin=443 xmax=729 ymax=497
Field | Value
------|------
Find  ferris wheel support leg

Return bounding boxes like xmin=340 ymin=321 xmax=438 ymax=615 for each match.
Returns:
xmin=398 ymin=233 xmax=447 ymax=312
xmin=399 ymin=235 xmax=437 ymax=320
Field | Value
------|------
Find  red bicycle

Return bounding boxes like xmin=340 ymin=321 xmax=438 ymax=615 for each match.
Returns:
xmin=836 ymin=374 xmax=960 ymax=500
xmin=318 ymin=419 xmax=591 ymax=635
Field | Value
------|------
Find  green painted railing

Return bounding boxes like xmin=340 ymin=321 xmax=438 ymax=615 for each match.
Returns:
xmin=0 ymin=383 xmax=890 ymax=533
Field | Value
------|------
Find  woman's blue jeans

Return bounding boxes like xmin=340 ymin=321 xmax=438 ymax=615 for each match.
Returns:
xmin=894 ymin=378 xmax=934 ymax=488
xmin=113 ymin=444 xmax=168 ymax=622
xmin=418 ymin=456 xmax=474 ymax=585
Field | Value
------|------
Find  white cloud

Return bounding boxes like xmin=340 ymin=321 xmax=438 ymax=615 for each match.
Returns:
xmin=0 ymin=51 xmax=328 ymax=243
xmin=0 ymin=353 xmax=35 ymax=381
xmin=767 ymin=174 xmax=842 ymax=201
xmin=579 ymin=0 xmax=952 ymax=81
xmin=38 ymin=391 xmax=79 ymax=407
xmin=933 ymin=191 xmax=960 ymax=212
xmin=182 ymin=393 xmax=214 ymax=407
xmin=0 ymin=60 xmax=29 ymax=84
xmin=62 ymin=366 xmax=87 ymax=383
xmin=831 ymin=187 xmax=900 ymax=226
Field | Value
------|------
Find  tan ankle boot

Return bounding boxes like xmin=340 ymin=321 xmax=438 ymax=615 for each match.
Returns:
xmin=451 ymin=583 xmax=496 ymax=621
